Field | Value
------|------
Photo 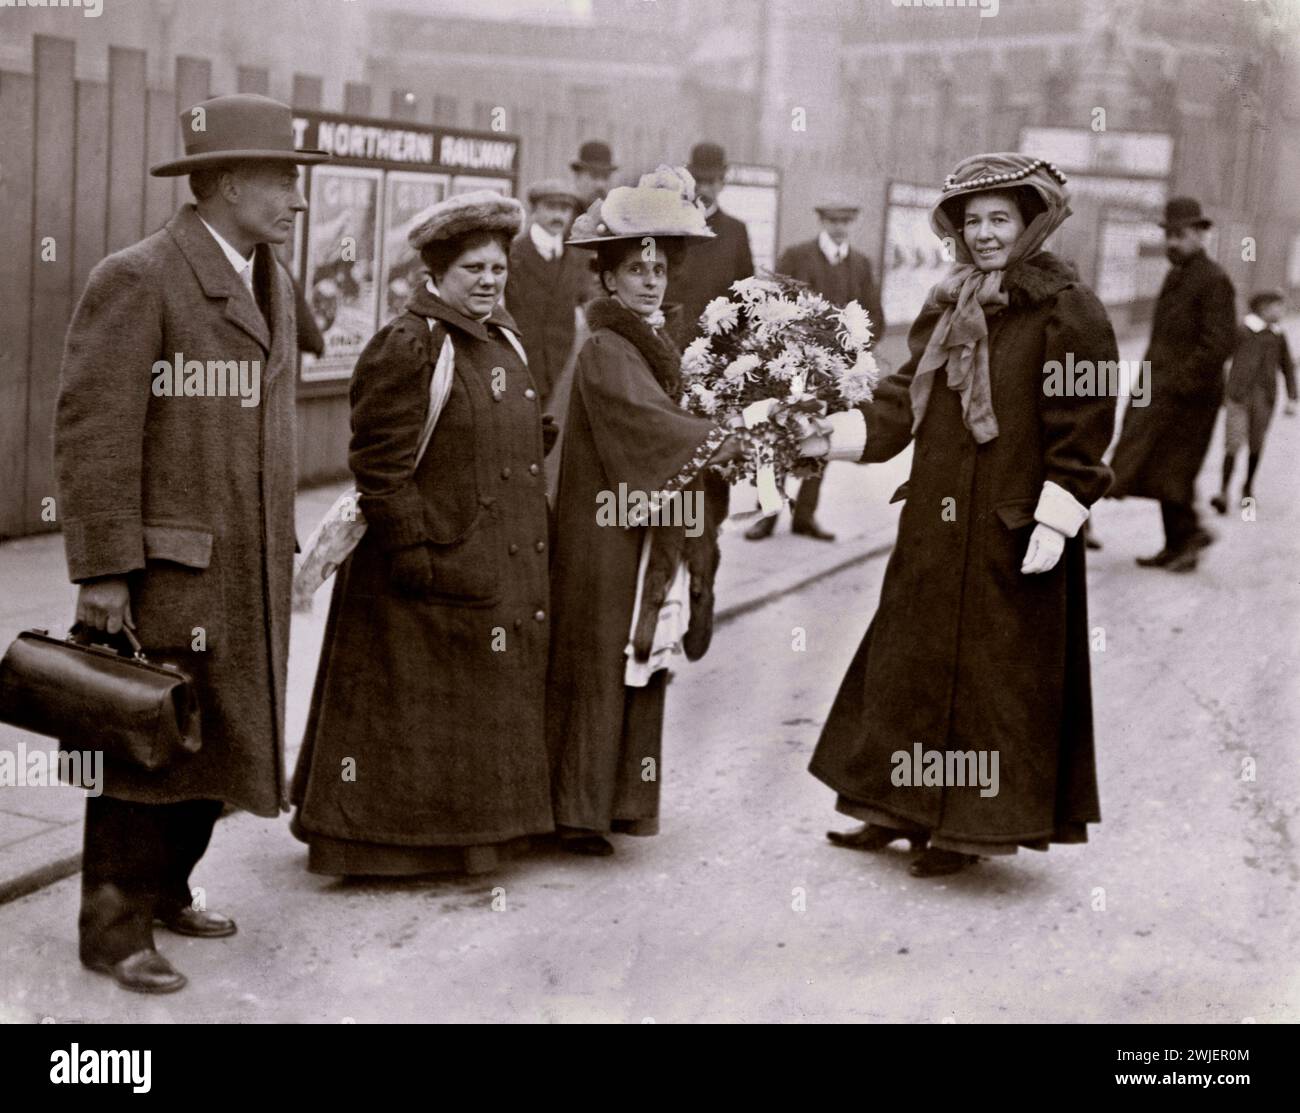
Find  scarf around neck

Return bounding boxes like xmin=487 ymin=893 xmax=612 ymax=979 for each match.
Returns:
xmin=910 ymin=153 xmax=1072 ymax=444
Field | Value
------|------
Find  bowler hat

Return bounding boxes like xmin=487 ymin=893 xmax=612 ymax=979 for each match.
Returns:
xmin=570 ymin=140 xmax=617 ymax=175
xmin=527 ymin=179 xmax=582 ymax=209
xmin=1159 ymin=196 xmax=1213 ymax=231
xmin=150 ymin=93 xmax=327 ymax=177
xmin=686 ymin=142 xmax=727 ymax=180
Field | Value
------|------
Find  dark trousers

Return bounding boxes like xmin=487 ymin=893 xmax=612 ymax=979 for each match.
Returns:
xmin=79 ymin=795 xmax=223 ymax=963
xmin=1160 ymin=500 xmax=1201 ymax=552
xmin=793 ymin=475 xmax=823 ymax=529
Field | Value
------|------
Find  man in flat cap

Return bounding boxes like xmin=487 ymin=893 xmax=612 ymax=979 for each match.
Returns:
xmin=748 ymin=199 xmax=886 ymax=542
xmin=665 ymin=142 xmax=755 ymax=350
xmin=1108 ymin=196 xmax=1236 ymax=573
xmin=506 ymin=179 xmax=588 ymax=406
xmin=54 ymin=93 xmax=324 ymax=993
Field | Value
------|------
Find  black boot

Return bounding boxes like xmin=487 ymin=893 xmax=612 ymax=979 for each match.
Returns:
xmin=909 ymin=848 xmax=978 ymax=878
xmin=827 ymin=824 xmax=926 ymax=851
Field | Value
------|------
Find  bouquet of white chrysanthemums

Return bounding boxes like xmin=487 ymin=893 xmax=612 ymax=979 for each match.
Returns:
xmin=679 ymin=275 xmax=879 ymax=514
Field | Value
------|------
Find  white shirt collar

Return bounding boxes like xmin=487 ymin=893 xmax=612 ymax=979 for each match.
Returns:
xmin=529 ymin=222 xmax=565 ymax=261
xmin=1243 ymin=313 xmax=1280 ymax=335
xmin=819 ymin=230 xmax=849 ymax=265
xmin=198 ymin=215 xmax=255 ymax=288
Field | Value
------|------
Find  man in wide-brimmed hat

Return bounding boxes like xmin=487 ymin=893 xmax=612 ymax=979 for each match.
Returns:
xmin=54 ymin=93 xmax=325 ymax=993
xmin=747 ymin=198 xmax=886 ymax=543
xmin=570 ymin=139 xmax=618 ymax=206
xmin=663 ymin=142 xmax=755 ymax=349
xmin=1108 ymin=196 xmax=1237 ymax=572
xmin=505 ymin=178 xmax=588 ymax=405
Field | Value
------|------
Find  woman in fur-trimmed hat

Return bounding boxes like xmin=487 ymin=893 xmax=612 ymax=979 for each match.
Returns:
xmin=546 ymin=167 xmax=746 ymax=856
xmin=805 ymin=153 xmax=1120 ymax=877
xmin=290 ymin=191 xmax=557 ymax=876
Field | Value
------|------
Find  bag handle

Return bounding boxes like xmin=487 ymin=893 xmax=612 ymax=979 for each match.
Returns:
xmin=68 ymin=622 xmax=147 ymax=662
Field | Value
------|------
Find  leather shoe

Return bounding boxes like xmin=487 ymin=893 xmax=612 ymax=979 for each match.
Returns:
xmin=156 ymin=906 xmax=237 ymax=938
xmin=744 ymin=516 xmax=776 ymax=541
xmin=792 ymin=521 xmax=836 ymax=542
xmin=1136 ymin=548 xmax=1176 ymax=568
xmin=1188 ymin=527 xmax=1216 ymax=550
xmin=827 ymin=824 xmax=926 ymax=851
xmin=560 ymin=834 xmax=615 ymax=857
xmin=909 ymin=848 xmax=978 ymax=878
xmin=82 ymin=948 xmax=187 ymax=994
xmin=1164 ymin=548 xmax=1199 ymax=573
xmin=1209 ymin=494 xmax=1228 ymax=515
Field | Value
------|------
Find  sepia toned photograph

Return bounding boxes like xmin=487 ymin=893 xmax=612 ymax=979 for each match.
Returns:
xmin=0 ymin=0 xmax=1295 ymax=1072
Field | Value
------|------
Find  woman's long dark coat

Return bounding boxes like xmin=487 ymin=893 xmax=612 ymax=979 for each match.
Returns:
xmin=291 ymin=286 xmax=554 ymax=847
xmin=546 ymin=297 xmax=727 ymax=834
xmin=1109 ymin=249 xmax=1237 ymax=503
xmin=810 ymin=252 xmax=1118 ymax=847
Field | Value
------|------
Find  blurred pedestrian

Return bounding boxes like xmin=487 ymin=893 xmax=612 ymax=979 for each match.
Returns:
xmin=547 ymin=169 xmax=742 ymax=857
xmin=664 ymin=142 xmax=754 ymax=348
xmin=747 ymin=198 xmax=886 ymax=542
xmin=1108 ymin=197 xmax=1236 ymax=572
xmin=1210 ymin=290 xmax=1296 ymax=515
xmin=804 ymin=154 xmax=1117 ymax=878
xmin=571 ymin=139 xmax=617 ymax=206
xmin=506 ymin=179 xmax=587 ymax=406
xmin=290 ymin=192 xmax=555 ymax=877
xmin=54 ymin=93 xmax=323 ymax=993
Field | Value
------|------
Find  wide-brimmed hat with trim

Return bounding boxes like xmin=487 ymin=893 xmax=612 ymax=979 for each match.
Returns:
xmin=932 ymin=153 xmax=1072 ymax=261
xmin=408 ymin=191 xmax=525 ymax=250
xmin=150 ymin=93 xmax=327 ymax=176
xmin=566 ymin=165 xmax=714 ymax=249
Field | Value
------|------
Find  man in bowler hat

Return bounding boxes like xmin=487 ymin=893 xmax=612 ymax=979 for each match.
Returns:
xmin=1108 ymin=197 xmax=1237 ymax=572
xmin=664 ymin=142 xmax=755 ymax=349
xmin=571 ymin=139 xmax=617 ymax=207
xmin=747 ymin=199 xmax=885 ymax=542
xmin=54 ymin=94 xmax=325 ymax=992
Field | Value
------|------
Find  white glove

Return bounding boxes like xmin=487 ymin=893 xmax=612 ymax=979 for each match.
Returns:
xmin=1021 ymin=522 xmax=1065 ymax=574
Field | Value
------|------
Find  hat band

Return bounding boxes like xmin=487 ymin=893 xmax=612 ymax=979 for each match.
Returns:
xmin=943 ymin=157 xmax=1068 ymax=194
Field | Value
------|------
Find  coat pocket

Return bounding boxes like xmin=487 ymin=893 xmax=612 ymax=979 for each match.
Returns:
xmin=133 ymin=524 xmax=222 ymax=651
xmin=424 ymin=498 xmax=503 ymax=606
xmin=994 ymin=498 xmax=1038 ymax=531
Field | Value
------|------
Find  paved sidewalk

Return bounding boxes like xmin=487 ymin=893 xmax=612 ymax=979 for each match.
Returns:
xmin=0 ymin=318 xmax=1186 ymax=903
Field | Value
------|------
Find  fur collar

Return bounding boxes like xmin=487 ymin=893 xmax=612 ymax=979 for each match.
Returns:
xmin=585 ymin=296 xmax=682 ymax=394
xmin=1002 ymin=251 xmax=1078 ymax=309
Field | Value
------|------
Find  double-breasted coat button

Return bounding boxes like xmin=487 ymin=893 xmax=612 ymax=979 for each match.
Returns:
xmin=508 ymin=543 xmax=519 ymax=555
xmin=492 ymin=389 xmax=504 ymax=402
xmin=535 ymin=540 xmax=545 ymax=552
xmin=533 ymin=610 xmax=546 ymax=622
xmin=524 ymin=387 xmax=537 ymax=400
xmin=501 ymin=466 xmax=512 ymax=479
xmin=528 ymin=463 xmax=540 ymax=476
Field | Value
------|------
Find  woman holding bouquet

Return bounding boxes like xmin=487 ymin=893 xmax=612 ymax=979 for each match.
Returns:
xmin=546 ymin=168 xmax=746 ymax=856
xmin=805 ymin=153 xmax=1118 ymax=877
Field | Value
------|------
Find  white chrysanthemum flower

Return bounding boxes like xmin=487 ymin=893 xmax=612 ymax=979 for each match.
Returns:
xmin=837 ymin=300 xmax=874 ymax=351
xmin=750 ymin=297 xmax=805 ymax=333
xmin=723 ymin=353 xmax=761 ymax=381
xmin=694 ymin=387 xmax=720 ymax=415
xmin=702 ymin=297 xmax=739 ymax=335
xmin=681 ymin=336 xmax=713 ymax=374
xmin=797 ymin=290 xmax=831 ymax=316
xmin=767 ymin=348 xmax=803 ymax=382
xmin=837 ymin=349 xmax=880 ymax=403
xmin=731 ymin=276 xmax=781 ymax=303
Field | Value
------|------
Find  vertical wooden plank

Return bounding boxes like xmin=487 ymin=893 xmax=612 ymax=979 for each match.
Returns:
xmin=0 ymin=70 xmax=35 ymax=538
xmin=344 ymin=82 xmax=371 ymax=116
xmin=237 ymin=66 xmax=270 ymax=95
xmin=106 ymin=46 xmax=147 ymax=254
xmin=174 ymin=56 xmax=211 ymax=212
xmin=292 ymin=74 xmax=322 ymax=109
xmin=144 ymin=87 xmax=175 ymax=234
xmin=433 ymin=95 xmax=458 ymax=125
xmin=72 ymin=79 xmax=109 ymax=304
xmin=27 ymin=36 xmax=76 ymax=533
